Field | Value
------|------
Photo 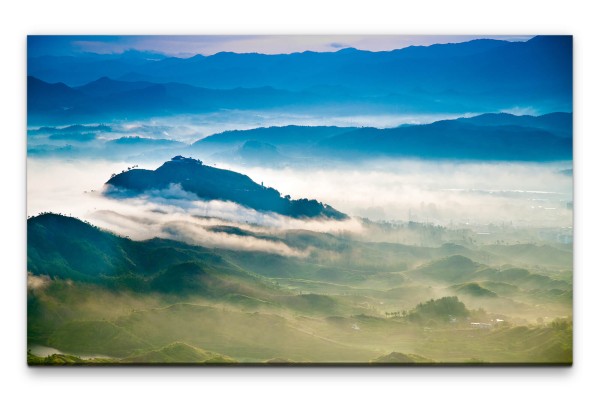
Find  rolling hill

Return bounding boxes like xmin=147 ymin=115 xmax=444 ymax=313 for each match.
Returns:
xmin=27 ymin=212 xmax=275 ymax=298
xmin=27 ymin=213 xmax=572 ymax=364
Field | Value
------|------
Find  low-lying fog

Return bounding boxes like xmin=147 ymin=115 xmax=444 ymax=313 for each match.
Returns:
xmin=28 ymin=155 xmax=572 ymax=255
xmin=27 ymin=158 xmax=363 ymax=256
xmin=228 ymin=159 xmax=572 ymax=227
xmin=29 ymin=110 xmax=473 ymax=143
xmin=27 ymin=111 xmax=572 ymax=254
xmin=131 ymin=111 xmax=476 ymax=141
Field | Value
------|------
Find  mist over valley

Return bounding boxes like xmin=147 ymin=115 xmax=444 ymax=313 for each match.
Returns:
xmin=26 ymin=35 xmax=573 ymax=365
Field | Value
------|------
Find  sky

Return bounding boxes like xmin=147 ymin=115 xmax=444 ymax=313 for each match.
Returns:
xmin=27 ymin=35 xmax=534 ymax=57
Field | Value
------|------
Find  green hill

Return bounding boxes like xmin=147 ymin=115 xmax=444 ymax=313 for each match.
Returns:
xmin=371 ymin=352 xmax=434 ymax=364
xmin=451 ymin=282 xmax=498 ymax=298
xmin=47 ymin=320 xmax=151 ymax=357
xmin=27 ymin=213 xmax=135 ymax=280
xmin=415 ymin=255 xmax=480 ymax=282
xmin=27 ymin=213 xmax=276 ymax=300
xmin=408 ymin=296 xmax=469 ymax=323
xmin=472 ymin=267 xmax=571 ymax=290
xmin=121 ymin=342 xmax=236 ymax=364
xmin=482 ymin=243 xmax=572 ymax=268
xmin=113 ymin=303 xmax=377 ymax=362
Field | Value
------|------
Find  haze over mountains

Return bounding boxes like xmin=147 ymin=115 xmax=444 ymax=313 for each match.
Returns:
xmin=26 ymin=35 xmax=573 ymax=365
xmin=27 ymin=112 xmax=572 ymax=163
xmin=193 ymin=112 xmax=572 ymax=163
xmin=28 ymin=36 xmax=572 ymax=125
xmin=27 ymin=212 xmax=573 ymax=364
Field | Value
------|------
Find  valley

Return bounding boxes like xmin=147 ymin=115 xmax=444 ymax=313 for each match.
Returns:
xmin=27 ymin=211 xmax=572 ymax=364
xmin=26 ymin=35 xmax=573 ymax=365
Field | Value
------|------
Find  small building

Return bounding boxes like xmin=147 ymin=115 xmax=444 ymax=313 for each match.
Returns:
xmin=470 ymin=322 xmax=492 ymax=329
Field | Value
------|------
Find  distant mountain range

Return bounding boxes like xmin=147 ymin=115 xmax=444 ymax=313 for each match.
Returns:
xmin=192 ymin=112 xmax=572 ymax=162
xmin=27 ymin=36 xmax=572 ymax=124
xmin=27 ymin=112 xmax=572 ymax=162
xmin=105 ymin=156 xmax=348 ymax=220
xmin=28 ymin=36 xmax=571 ymax=95
xmin=27 ymin=76 xmax=315 ymax=125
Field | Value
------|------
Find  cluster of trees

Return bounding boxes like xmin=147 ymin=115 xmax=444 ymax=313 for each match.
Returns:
xmin=29 ymin=211 xmax=75 ymax=220
xmin=384 ymin=311 xmax=407 ymax=318
xmin=383 ymin=297 xmax=471 ymax=323
xmin=110 ymin=164 xmax=139 ymax=178
xmin=407 ymin=296 xmax=470 ymax=323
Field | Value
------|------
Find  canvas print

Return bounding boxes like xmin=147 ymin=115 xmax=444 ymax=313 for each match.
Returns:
xmin=27 ymin=35 xmax=573 ymax=365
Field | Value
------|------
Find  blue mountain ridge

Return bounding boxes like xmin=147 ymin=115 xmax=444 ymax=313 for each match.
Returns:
xmin=192 ymin=112 xmax=572 ymax=162
xmin=27 ymin=36 xmax=573 ymax=124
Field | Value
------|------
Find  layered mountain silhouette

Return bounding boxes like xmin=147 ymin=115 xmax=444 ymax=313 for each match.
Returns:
xmin=105 ymin=156 xmax=347 ymax=220
xmin=27 ymin=111 xmax=571 ymax=162
xmin=456 ymin=112 xmax=572 ymax=138
xmin=28 ymin=36 xmax=572 ymax=124
xmin=315 ymin=117 xmax=572 ymax=161
xmin=29 ymin=37 xmax=571 ymax=96
xmin=27 ymin=76 xmax=311 ymax=124
xmin=193 ymin=112 xmax=572 ymax=162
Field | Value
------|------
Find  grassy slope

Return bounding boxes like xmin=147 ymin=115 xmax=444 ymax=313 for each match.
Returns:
xmin=121 ymin=342 xmax=237 ymax=364
xmin=27 ymin=214 xmax=572 ymax=364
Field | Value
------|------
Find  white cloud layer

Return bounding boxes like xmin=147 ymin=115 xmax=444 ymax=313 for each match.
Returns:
xmin=27 ymin=159 xmax=363 ymax=256
xmin=221 ymin=159 xmax=573 ymax=227
xmin=27 ymin=155 xmax=572 ymax=258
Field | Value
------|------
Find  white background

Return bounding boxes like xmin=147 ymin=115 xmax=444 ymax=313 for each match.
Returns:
xmin=1 ymin=1 xmax=598 ymax=400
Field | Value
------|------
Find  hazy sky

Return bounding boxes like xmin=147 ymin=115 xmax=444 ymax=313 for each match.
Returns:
xmin=28 ymin=35 xmax=534 ymax=57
